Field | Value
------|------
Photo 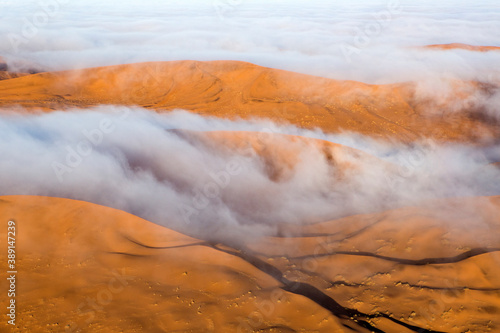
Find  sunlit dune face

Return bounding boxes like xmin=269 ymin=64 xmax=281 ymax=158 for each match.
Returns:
xmin=0 ymin=196 xmax=351 ymax=333
xmin=191 ymin=131 xmax=377 ymax=183
xmin=424 ymin=43 xmax=500 ymax=52
xmin=2 ymin=194 xmax=500 ymax=332
xmin=1 ymin=54 xmax=499 ymax=331
xmin=0 ymin=60 xmax=499 ymax=143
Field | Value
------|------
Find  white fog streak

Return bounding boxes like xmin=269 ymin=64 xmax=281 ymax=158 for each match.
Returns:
xmin=0 ymin=107 xmax=498 ymax=242
xmin=1 ymin=0 xmax=499 ymax=84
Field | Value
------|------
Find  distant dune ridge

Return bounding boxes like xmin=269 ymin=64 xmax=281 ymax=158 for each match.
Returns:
xmin=0 ymin=59 xmax=498 ymax=143
xmin=424 ymin=43 xmax=500 ymax=52
xmin=1 ymin=41 xmax=500 ymax=333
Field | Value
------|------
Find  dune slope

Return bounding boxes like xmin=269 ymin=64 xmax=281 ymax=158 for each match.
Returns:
xmin=0 ymin=60 xmax=498 ymax=143
xmin=246 ymin=196 xmax=500 ymax=333
xmin=424 ymin=43 xmax=500 ymax=52
xmin=1 ymin=195 xmax=499 ymax=333
xmin=0 ymin=195 xmax=349 ymax=333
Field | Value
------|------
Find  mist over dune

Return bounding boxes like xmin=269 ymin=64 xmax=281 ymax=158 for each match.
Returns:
xmin=1 ymin=60 xmax=499 ymax=144
xmin=1 ymin=0 xmax=500 ymax=84
xmin=1 ymin=108 xmax=499 ymax=242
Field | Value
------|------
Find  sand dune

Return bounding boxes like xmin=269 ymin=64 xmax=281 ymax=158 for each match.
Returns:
xmin=424 ymin=43 xmax=500 ymax=52
xmin=0 ymin=60 xmax=498 ymax=143
xmin=187 ymin=130 xmax=389 ymax=184
xmin=248 ymin=196 xmax=500 ymax=332
xmin=0 ymin=195 xmax=348 ymax=333
xmin=1 ymin=195 xmax=499 ymax=333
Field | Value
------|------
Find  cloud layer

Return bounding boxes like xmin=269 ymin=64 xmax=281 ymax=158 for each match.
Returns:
xmin=0 ymin=107 xmax=498 ymax=242
xmin=1 ymin=2 xmax=499 ymax=243
xmin=1 ymin=0 xmax=500 ymax=83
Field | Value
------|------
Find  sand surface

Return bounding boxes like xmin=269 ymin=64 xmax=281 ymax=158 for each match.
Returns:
xmin=424 ymin=43 xmax=500 ymax=52
xmin=0 ymin=195 xmax=349 ymax=333
xmin=1 ymin=195 xmax=499 ymax=333
xmin=0 ymin=60 xmax=498 ymax=143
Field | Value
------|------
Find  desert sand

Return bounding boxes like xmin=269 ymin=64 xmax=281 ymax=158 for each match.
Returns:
xmin=1 ymin=194 xmax=499 ymax=333
xmin=0 ymin=195 xmax=347 ymax=332
xmin=1 ymin=43 xmax=500 ymax=333
xmin=424 ymin=43 xmax=500 ymax=52
xmin=0 ymin=60 xmax=498 ymax=143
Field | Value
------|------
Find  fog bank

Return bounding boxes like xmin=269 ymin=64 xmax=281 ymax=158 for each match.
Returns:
xmin=1 ymin=107 xmax=498 ymax=242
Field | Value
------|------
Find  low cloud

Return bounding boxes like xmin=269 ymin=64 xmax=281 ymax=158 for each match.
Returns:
xmin=0 ymin=107 xmax=498 ymax=243
xmin=1 ymin=1 xmax=499 ymax=242
xmin=0 ymin=0 xmax=499 ymax=84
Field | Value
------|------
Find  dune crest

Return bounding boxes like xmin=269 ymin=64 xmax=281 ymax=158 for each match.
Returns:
xmin=424 ymin=43 xmax=500 ymax=52
xmin=2 ymin=194 xmax=499 ymax=332
xmin=0 ymin=60 xmax=498 ymax=143
xmin=0 ymin=195 xmax=347 ymax=333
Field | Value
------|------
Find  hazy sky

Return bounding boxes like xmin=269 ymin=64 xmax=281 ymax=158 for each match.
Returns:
xmin=1 ymin=0 xmax=499 ymax=83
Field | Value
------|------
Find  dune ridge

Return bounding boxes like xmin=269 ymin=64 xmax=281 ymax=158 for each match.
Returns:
xmin=2 ymin=195 xmax=499 ymax=332
xmin=0 ymin=60 xmax=498 ymax=143
xmin=0 ymin=195 xmax=348 ymax=333
xmin=424 ymin=43 xmax=500 ymax=52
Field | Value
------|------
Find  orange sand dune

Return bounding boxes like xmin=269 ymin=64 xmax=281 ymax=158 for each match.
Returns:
xmin=0 ymin=60 xmax=498 ymax=143
xmin=247 ymin=196 xmax=500 ymax=333
xmin=425 ymin=43 xmax=500 ymax=52
xmin=189 ymin=130 xmax=389 ymax=185
xmin=0 ymin=195 xmax=347 ymax=333
xmin=2 ymin=195 xmax=499 ymax=333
